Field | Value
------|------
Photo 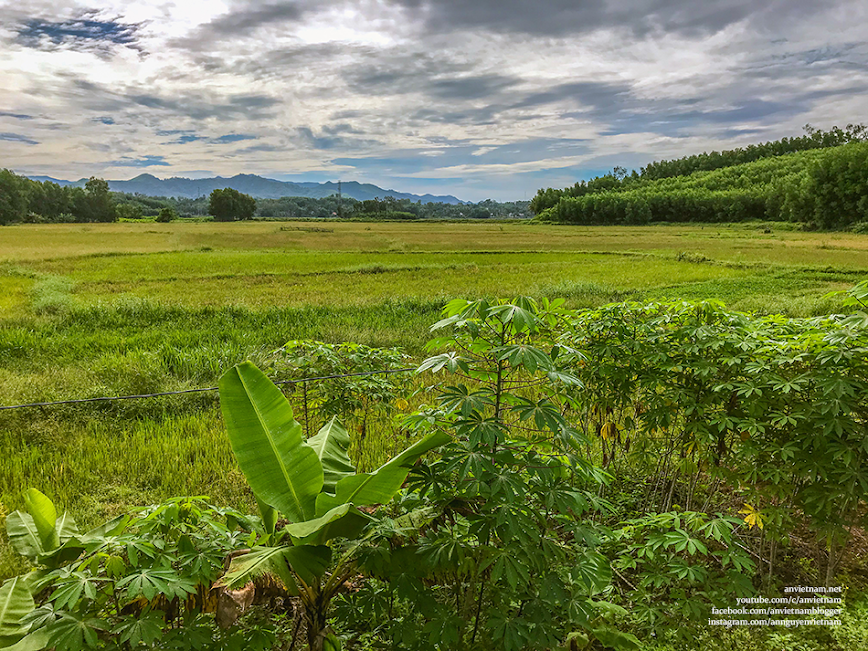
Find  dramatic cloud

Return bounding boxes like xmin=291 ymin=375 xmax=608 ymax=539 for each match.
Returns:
xmin=0 ymin=0 xmax=866 ymax=200
xmin=0 ymin=132 xmax=39 ymax=145
xmin=15 ymin=12 xmax=144 ymax=55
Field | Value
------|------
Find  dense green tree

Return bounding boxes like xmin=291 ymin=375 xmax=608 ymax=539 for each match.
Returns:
xmin=0 ymin=168 xmax=29 ymax=225
xmin=26 ymin=180 xmax=70 ymax=220
xmin=70 ymin=177 xmax=117 ymax=222
xmin=208 ymin=187 xmax=256 ymax=221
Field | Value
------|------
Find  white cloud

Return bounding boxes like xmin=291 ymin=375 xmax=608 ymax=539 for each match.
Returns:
xmin=0 ymin=0 xmax=866 ymax=200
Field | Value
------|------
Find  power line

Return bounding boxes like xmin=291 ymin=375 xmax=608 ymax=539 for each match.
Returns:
xmin=0 ymin=367 xmax=417 ymax=411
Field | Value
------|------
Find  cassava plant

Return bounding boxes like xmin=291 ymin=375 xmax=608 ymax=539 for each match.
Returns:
xmin=268 ymin=340 xmax=411 ymax=445
xmin=342 ymin=298 xmax=639 ymax=651
xmin=2 ymin=492 xmax=270 ymax=651
xmin=217 ymin=361 xmax=449 ymax=651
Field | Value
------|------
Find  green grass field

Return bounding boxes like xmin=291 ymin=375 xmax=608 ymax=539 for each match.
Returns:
xmin=2 ymin=220 xmax=868 ymax=580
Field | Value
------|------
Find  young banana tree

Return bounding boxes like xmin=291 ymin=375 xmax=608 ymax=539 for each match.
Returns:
xmin=218 ymin=361 xmax=448 ymax=651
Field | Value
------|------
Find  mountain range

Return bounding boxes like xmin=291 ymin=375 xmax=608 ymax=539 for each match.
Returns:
xmin=27 ymin=173 xmax=464 ymax=204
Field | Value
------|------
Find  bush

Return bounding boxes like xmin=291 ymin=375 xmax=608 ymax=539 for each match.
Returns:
xmin=155 ymin=207 xmax=178 ymax=222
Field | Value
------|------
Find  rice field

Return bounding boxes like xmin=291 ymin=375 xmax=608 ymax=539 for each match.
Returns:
xmin=1 ymin=219 xmax=867 ymax=579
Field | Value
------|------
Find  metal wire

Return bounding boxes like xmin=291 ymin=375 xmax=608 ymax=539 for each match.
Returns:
xmin=0 ymin=367 xmax=417 ymax=411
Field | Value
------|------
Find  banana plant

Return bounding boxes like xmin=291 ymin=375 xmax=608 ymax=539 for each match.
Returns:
xmin=218 ymin=361 xmax=449 ymax=651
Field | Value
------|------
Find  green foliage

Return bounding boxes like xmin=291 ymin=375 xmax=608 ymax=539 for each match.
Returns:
xmin=531 ymin=126 xmax=868 ymax=229
xmin=0 ymin=170 xmax=32 ymax=226
xmin=155 ymin=207 xmax=177 ymax=223
xmin=269 ymin=340 xmax=410 ymax=440
xmin=218 ymin=361 xmax=448 ymax=650
xmin=561 ymin=289 xmax=868 ymax=590
xmin=3 ymin=492 xmax=285 ymax=651
xmin=786 ymin=142 xmax=868 ymax=228
xmin=75 ymin=178 xmax=117 ymax=223
xmin=640 ymin=123 xmax=867 ymax=181
xmin=339 ymin=298 xmax=627 ymax=651
xmin=208 ymin=188 xmax=257 ymax=222
xmin=609 ymin=511 xmax=755 ymax=628
xmin=114 ymin=203 xmax=143 ymax=221
xmin=353 ymin=210 xmax=419 ymax=221
xmin=0 ymin=172 xmax=121 ymax=224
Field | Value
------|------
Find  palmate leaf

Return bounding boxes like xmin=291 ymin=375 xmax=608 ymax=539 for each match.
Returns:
xmin=113 ymin=612 xmax=163 ymax=647
xmin=116 ymin=568 xmax=186 ymax=601
xmin=307 ymin=417 xmax=356 ymax=493
xmin=591 ymin=627 xmax=642 ymax=650
xmin=489 ymin=300 xmax=539 ymax=334
xmin=219 ymin=361 xmax=323 ymax=522
xmin=46 ymin=613 xmax=107 ymax=651
xmin=495 ymin=344 xmax=553 ymax=373
xmin=0 ymin=577 xmax=35 ymax=647
xmin=78 ymin=514 xmax=129 ymax=548
xmin=315 ymin=431 xmax=451 ymax=516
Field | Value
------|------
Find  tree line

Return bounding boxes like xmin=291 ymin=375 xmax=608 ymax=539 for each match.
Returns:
xmin=1 ymin=170 xmax=531 ymax=225
xmin=530 ymin=126 xmax=868 ymax=229
xmin=0 ymin=172 xmax=259 ymax=225
xmin=640 ymin=123 xmax=867 ymax=180
xmin=0 ymin=172 xmax=119 ymax=225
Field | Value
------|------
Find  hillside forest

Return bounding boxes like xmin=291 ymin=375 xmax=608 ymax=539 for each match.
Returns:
xmin=530 ymin=124 xmax=868 ymax=229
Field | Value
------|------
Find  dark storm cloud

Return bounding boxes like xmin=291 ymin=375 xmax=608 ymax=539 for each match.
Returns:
xmin=387 ymin=0 xmax=816 ymax=37
xmin=0 ymin=132 xmax=38 ymax=145
xmin=347 ymin=50 xmax=518 ymax=100
xmin=16 ymin=13 xmax=144 ymax=53
xmin=321 ymin=123 xmax=365 ymax=136
xmin=113 ymin=155 xmax=170 ymax=167
xmin=401 ymin=80 xmax=634 ymax=128
xmin=589 ymin=100 xmax=806 ymax=138
xmin=410 ymin=106 xmax=505 ymax=126
xmin=236 ymin=143 xmax=282 ymax=153
xmin=332 ymin=137 xmax=592 ymax=174
xmin=178 ymin=1 xmax=314 ymax=47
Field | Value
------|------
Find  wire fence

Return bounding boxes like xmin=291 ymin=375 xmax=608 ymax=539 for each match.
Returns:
xmin=0 ymin=367 xmax=417 ymax=411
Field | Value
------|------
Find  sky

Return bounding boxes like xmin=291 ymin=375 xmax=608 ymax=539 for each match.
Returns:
xmin=0 ymin=1 xmax=866 ymax=202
